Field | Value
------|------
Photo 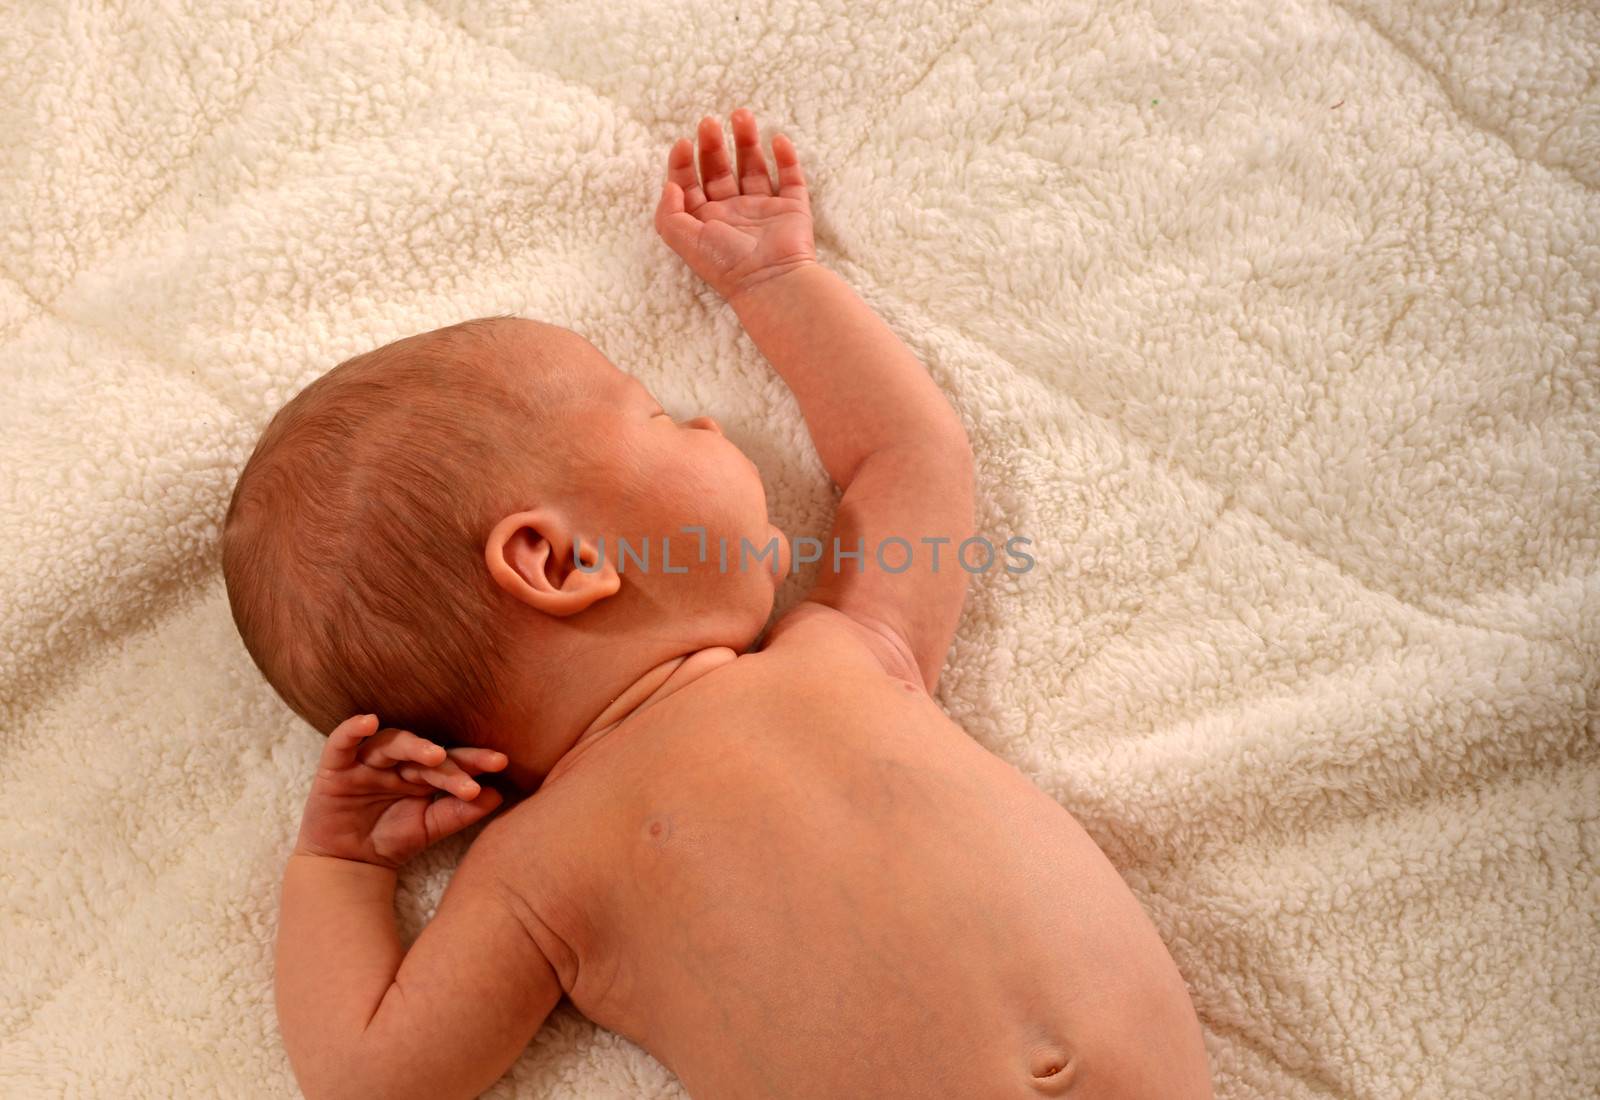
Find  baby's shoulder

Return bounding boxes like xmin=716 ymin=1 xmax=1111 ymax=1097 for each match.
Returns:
xmin=758 ymin=599 xmax=925 ymax=690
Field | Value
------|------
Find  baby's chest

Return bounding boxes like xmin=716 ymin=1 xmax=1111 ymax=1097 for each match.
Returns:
xmin=596 ymin=719 xmax=1039 ymax=946
xmin=564 ymin=751 xmax=1080 ymax=1063
xmin=530 ymin=678 xmax=1051 ymax=1004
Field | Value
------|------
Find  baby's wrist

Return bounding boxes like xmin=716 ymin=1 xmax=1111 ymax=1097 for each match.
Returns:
xmin=290 ymin=842 xmax=400 ymax=873
xmin=727 ymin=258 xmax=822 ymax=311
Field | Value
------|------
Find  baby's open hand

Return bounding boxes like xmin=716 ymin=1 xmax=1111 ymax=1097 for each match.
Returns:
xmin=292 ymin=714 xmax=507 ymax=870
xmin=654 ymin=108 xmax=816 ymax=302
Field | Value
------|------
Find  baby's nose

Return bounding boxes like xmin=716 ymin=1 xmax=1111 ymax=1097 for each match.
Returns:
xmin=686 ymin=415 xmax=723 ymax=437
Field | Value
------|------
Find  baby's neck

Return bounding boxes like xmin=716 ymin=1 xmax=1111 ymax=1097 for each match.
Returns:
xmin=508 ymin=645 xmax=740 ymax=792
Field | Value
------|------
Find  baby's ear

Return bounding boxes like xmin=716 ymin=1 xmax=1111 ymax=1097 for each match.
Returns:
xmin=484 ymin=510 xmax=620 ymax=617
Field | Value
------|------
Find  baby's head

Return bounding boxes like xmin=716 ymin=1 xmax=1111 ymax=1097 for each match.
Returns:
xmin=222 ymin=315 xmax=785 ymax=766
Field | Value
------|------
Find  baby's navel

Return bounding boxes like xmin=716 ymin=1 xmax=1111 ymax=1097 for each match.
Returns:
xmin=1026 ymin=1043 xmax=1076 ymax=1096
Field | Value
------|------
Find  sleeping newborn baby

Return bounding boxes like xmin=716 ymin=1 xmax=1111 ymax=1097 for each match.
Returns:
xmin=222 ymin=109 xmax=1213 ymax=1099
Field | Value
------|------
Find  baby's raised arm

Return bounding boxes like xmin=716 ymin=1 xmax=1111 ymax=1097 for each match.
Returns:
xmin=656 ymin=110 xmax=975 ymax=689
xmin=733 ymin=262 xmax=975 ymax=689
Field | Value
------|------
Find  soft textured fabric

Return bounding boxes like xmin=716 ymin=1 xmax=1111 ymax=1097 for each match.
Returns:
xmin=2 ymin=1 xmax=1596 ymax=1097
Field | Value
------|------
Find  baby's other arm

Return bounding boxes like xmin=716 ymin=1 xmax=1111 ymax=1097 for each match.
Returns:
xmin=279 ymin=843 xmax=559 ymax=1100
xmin=655 ymin=110 xmax=974 ymax=689
xmin=276 ymin=718 xmax=561 ymax=1100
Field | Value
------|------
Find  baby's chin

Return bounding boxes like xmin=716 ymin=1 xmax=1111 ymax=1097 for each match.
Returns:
xmin=767 ymin=522 xmax=791 ymax=580
xmin=726 ymin=522 xmax=785 ymax=652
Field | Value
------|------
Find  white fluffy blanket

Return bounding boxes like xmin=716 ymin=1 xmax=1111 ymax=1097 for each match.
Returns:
xmin=3 ymin=1 xmax=1596 ymax=1096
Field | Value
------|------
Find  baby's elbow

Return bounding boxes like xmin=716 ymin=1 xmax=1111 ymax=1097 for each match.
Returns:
xmin=936 ymin=409 xmax=972 ymax=461
xmin=944 ymin=423 xmax=973 ymax=465
xmin=294 ymin=1045 xmax=459 ymax=1100
xmin=290 ymin=1050 xmax=368 ymax=1100
xmin=911 ymin=417 xmax=971 ymax=482
xmin=281 ymin=1029 xmax=353 ymax=1100
xmin=292 ymin=1064 xmax=357 ymax=1100
xmin=941 ymin=428 xmax=976 ymax=514
xmin=299 ymin=1065 xmax=464 ymax=1100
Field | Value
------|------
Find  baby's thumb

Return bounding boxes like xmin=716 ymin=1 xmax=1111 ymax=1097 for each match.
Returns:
xmin=655 ymin=182 xmax=697 ymax=250
xmin=427 ymin=785 xmax=504 ymax=840
xmin=657 ymin=179 xmax=684 ymax=215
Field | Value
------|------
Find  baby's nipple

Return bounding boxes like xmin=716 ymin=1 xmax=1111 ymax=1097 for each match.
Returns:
xmin=643 ymin=814 xmax=673 ymax=844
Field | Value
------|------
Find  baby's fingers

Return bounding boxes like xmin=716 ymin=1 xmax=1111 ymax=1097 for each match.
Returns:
xmin=771 ymin=133 xmax=808 ymax=203
xmin=666 ymin=137 xmax=706 ymax=213
xmin=424 ymin=786 xmax=505 ymax=842
xmin=395 ymin=758 xmax=484 ymax=801
xmin=358 ymin=728 xmax=447 ymax=770
xmin=730 ymin=109 xmax=773 ymax=196
xmin=697 ymin=115 xmax=738 ymax=201
xmin=393 ymin=745 xmax=506 ymax=794
xmin=444 ymin=746 xmax=509 ymax=774
xmin=320 ymin=714 xmax=380 ymax=771
xmin=656 ymin=180 xmax=706 ymax=258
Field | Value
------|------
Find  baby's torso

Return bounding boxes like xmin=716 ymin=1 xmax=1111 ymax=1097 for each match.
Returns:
xmin=489 ymin=607 xmax=1195 ymax=1099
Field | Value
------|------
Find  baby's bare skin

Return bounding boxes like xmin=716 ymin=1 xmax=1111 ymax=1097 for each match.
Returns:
xmin=267 ymin=109 xmax=1213 ymax=1099
xmin=474 ymin=603 xmax=1210 ymax=1098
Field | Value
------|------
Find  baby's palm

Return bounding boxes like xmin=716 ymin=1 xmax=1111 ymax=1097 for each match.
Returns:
xmin=656 ymin=109 xmax=816 ymax=302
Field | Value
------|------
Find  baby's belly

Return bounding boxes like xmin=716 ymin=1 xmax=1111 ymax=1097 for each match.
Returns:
xmin=568 ymin=683 xmax=1192 ymax=1099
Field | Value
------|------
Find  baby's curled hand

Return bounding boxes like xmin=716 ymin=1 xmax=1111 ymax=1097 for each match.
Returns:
xmin=654 ymin=108 xmax=816 ymax=303
xmin=292 ymin=714 xmax=507 ymax=870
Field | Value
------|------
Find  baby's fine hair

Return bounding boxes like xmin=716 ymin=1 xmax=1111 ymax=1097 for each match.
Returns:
xmin=222 ymin=314 xmax=549 ymax=745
